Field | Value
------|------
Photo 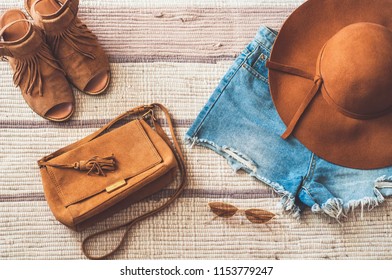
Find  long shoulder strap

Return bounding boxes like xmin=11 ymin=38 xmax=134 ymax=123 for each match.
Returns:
xmin=81 ymin=103 xmax=187 ymax=260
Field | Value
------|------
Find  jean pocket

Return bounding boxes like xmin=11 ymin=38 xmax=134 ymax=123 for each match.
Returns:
xmin=243 ymin=45 xmax=270 ymax=82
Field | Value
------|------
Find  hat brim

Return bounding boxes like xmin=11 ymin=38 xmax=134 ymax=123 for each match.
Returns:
xmin=269 ymin=0 xmax=392 ymax=169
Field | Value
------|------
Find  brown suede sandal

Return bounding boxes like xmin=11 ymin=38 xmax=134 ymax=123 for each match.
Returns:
xmin=25 ymin=0 xmax=111 ymax=95
xmin=0 ymin=9 xmax=74 ymax=122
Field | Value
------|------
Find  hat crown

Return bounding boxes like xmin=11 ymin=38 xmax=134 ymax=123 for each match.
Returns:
xmin=319 ymin=23 xmax=392 ymax=119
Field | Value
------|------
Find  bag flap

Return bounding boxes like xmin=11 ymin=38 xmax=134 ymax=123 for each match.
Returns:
xmin=45 ymin=120 xmax=163 ymax=206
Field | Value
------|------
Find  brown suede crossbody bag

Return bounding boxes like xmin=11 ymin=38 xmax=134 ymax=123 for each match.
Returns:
xmin=37 ymin=104 xmax=186 ymax=259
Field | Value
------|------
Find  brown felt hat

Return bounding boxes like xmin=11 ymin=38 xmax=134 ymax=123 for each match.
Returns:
xmin=267 ymin=0 xmax=392 ymax=170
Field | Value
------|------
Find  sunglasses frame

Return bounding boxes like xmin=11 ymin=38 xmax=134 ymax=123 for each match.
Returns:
xmin=208 ymin=202 xmax=276 ymax=224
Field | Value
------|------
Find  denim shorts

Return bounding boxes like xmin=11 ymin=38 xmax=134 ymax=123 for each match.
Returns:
xmin=185 ymin=26 xmax=392 ymax=219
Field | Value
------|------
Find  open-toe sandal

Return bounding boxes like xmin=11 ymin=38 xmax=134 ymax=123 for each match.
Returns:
xmin=0 ymin=9 xmax=74 ymax=122
xmin=25 ymin=0 xmax=111 ymax=95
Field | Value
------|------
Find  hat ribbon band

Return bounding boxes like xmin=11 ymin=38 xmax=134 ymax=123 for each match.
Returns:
xmin=266 ymin=60 xmax=323 ymax=139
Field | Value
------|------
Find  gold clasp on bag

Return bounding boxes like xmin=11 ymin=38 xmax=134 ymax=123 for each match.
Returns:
xmin=105 ymin=179 xmax=127 ymax=193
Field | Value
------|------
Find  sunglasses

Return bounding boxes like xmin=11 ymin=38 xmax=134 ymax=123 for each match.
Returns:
xmin=208 ymin=202 xmax=276 ymax=224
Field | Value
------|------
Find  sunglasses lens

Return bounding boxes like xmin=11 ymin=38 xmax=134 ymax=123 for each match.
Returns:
xmin=208 ymin=202 xmax=238 ymax=218
xmin=244 ymin=209 xmax=275 ymax=224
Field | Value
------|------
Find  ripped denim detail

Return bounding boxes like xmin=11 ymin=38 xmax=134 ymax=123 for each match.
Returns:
xmin=375 ymin=175 xmax=392 ymax=189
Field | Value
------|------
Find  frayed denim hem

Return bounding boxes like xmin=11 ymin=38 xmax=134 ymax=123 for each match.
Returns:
xmin=311 ymin=188 xmax=385 ymax=221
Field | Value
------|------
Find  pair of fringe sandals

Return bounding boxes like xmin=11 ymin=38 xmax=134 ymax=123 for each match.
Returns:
xmin=0 ymin=0 xmax=110 ymax=121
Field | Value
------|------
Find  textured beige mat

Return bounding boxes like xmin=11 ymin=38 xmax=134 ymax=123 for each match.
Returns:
xmin=1 ymin=0 xmax=391 ymax=260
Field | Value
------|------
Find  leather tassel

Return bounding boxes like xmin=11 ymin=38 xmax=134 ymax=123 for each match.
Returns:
xmin=74 ymin=154 xmax=116 ymax=177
